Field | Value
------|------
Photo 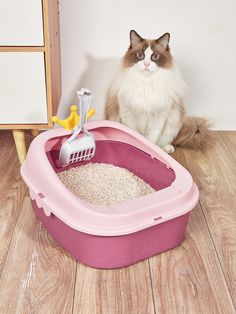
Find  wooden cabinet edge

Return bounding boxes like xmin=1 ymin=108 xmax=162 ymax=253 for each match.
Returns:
xmin=0 ymin=47 xmax=46 ymax=52
xmin=43 ymin=0 xmax=62 ymax=118
xmin=0 ymin=123 xmax=53 ymax=130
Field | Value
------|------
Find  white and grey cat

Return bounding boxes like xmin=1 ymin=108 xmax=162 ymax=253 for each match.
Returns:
xmin=105 ymin=30 xmax=211 ymax=152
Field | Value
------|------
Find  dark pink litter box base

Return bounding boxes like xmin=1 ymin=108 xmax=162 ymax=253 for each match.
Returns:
xmin=32 ymin=200 xmax=190 ymax=269
xmin=21 ymin=122 xmax=198 ymax=269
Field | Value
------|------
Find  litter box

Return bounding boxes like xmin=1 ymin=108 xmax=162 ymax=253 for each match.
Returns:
xmin=21 ymin=120 xmax=199 ymax=269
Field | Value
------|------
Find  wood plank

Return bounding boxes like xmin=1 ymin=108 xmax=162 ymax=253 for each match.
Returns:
xmin=0 ymin=131 xmax=27 ymax=274
xmin=0 ymin=123 xmax=52 ymax=130
xmin=149 ymin=148 xmax=235 ymax=313
xmin=42 ymin=0 xmax=53 ymax=125
xmin=181 ymin=133 xmax=236 ymax=307
xmin=0 ymin=47 xmax=45 ymax=52
xmin=46 ymin=0 xmax=62 ymax=116
xmin=0 ymin=197 xmax=76 ymax=313
xmin=43 ymin=0 xmax=62 ymax=122
xmin=219 ymin=131 xmax=236 ymax=160
xmin=73 ymin=260 xmax=155 ymax=314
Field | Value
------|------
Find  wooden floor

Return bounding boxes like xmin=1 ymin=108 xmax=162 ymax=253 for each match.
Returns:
xmin=0 ymin=131 xmax=235 ymax=314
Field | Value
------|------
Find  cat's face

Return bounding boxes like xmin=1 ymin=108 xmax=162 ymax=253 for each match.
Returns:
xmin=123 ymin=30 xmax=172 ymax=74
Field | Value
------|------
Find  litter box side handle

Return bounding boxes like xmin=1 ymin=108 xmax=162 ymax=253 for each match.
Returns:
xmin=30 ymin=189 xmax=52 ymax=217
xmin=21 ymin=165 xmax=52 ymax=217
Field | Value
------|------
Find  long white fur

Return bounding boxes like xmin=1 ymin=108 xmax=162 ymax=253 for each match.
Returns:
xmin=109 ymin=44 xmax=187 ymax=153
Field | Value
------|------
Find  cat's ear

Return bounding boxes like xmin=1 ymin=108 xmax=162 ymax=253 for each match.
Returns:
xmin=156 ymin=33 xmax=170 ymax=51
xmin=130 ymin=30 xmax=143 ymax=47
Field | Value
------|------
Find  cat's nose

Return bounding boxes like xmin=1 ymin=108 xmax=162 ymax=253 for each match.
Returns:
xmin=144 ymin=61 xmax=150 ymax=67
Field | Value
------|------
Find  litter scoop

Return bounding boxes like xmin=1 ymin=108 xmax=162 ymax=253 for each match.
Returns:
xmin=59 ymin=88 xmax=96 ymax=166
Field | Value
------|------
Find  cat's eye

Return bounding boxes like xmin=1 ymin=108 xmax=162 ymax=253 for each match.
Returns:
xmin=152 ymin=53 xmax=160 ymax=61
xmin=136 ymin=52 xmax=144 ymax=59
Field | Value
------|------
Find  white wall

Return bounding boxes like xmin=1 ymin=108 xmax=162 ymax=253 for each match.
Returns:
xmin=59 ymin=0 xmax=236 ymax=130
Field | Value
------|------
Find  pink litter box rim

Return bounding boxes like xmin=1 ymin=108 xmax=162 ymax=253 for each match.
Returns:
xmin=21 ymin=120 xmax=199 ymax=236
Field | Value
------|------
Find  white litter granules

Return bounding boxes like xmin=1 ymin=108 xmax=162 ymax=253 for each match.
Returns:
xmin=57 ymin=163 xmax=155 ymax=206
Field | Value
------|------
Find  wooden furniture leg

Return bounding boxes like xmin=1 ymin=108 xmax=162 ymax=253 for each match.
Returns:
xmin=30 ymin=129 xmax=39 ymax=137
xmin=12 ymin=130 xmax=27 ymax=164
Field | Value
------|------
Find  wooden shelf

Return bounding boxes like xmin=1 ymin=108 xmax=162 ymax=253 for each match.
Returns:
xmin=0 ymin=0 xmax=61 ymax=163
xmin=0 ymin=46 xmax=46 ymax=52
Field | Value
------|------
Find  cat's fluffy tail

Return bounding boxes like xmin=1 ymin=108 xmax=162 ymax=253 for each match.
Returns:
xmin=173 ymin=116 xmax=214 ymax=150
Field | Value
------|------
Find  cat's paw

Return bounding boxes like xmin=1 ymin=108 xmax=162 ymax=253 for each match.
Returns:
xmin=163 ymin=144 xmax=175 ymax=154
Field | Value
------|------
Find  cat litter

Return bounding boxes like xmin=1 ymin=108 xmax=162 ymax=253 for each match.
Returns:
xmin=57 ymin=163 xmax=155 ymax=206
xmin=21 ymin=120 xmax=199 ymax=269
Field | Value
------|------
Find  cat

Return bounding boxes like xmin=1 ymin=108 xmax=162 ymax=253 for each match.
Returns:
xmin=105 ymin=30 xmax=212 ymax=153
